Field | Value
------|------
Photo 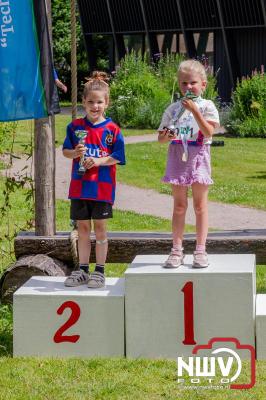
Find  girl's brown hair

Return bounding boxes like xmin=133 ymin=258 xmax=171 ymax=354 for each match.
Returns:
xmin=83 ymin=71 xmax=110 ymax=100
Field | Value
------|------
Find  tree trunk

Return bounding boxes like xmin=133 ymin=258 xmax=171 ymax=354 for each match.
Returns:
xmin=0 ymin=254 xmax=69 ymax=304
xmin=34 ymin=117 xmax=55 ymax=235
xmin=34 ymin=0 xmax=55 ymax=236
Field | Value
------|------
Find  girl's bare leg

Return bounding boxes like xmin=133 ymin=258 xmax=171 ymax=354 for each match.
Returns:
xmin=77 ymin=220 xmax=91 ymax=264
xmin=191 ymin=183 xmax=209 ymax=247
xmin=94 ymin=219 xmax=108 ymax=266
xmin=171 ymin=185 xmax=188 ymax=246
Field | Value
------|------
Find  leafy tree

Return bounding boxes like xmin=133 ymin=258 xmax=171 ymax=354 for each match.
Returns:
xmin=51 ymin=1 xmax=110 ymax=101
xmin=51 ymin=0 xmax=88 ymax=100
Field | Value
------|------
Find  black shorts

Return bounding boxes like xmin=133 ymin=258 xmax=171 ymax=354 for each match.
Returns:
xmin=70 ymin=199 xmax=113 ymax=220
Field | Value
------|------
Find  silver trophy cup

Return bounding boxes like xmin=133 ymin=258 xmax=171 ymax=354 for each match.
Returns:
xmin=74 ymin=130 xmax=87 ymax=175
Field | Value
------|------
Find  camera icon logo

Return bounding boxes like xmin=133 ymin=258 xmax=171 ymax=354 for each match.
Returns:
xmin=177 ymin=337 xmax=255 ymax=389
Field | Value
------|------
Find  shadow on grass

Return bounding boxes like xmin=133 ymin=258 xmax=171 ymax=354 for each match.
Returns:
xmin=257 ymin=285 xmax=266 ymax=294
xmin=248 ymin=171 xmax=266 ymax=180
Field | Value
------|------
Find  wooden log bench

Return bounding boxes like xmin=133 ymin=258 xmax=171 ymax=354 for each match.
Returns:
xmin=14 ymin=229 xmax=266 ymax=264
xmin=0 ymin=229 xmax=266 ymax=304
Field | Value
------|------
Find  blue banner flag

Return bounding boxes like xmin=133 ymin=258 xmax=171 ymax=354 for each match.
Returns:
xmin=0 ymin=0 xmax=60 ymax=121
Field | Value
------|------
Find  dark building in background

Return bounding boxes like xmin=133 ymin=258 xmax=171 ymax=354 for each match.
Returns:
xmin=77 ymin=0 xmax=266 ymax=101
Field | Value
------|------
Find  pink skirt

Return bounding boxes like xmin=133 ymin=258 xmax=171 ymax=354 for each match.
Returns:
xmin=162 ymin=143 xmax=213 ymax=186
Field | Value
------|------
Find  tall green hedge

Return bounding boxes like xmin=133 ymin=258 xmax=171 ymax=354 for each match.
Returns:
xmin=108 ymin=52 xmax=218 ymax=129
xmin=108 ymin=53 xmax=170 ymax=128
xmin=226 ymin=72 xmax=266 ymax=137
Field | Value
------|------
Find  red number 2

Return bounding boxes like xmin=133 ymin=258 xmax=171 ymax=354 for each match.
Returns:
xmin=182 ymin=281 xmax=196 ymax=345
xmin=53 ymin=301 xmax=81 ymax=343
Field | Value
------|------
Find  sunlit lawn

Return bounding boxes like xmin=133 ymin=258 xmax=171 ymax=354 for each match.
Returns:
xmin=117 ymin=138 xmax=266 ymax=210
xmin=7 ymin=118 xmax=266 ymax=210
xmin=0 ymin=353 xmax=265 ymax=399
xmin=10 ymin=115 xmax=154 ymax=155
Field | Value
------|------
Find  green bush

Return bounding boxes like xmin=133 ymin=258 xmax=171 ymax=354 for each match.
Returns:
xmin=156 ymin=53 xmax=218 ymax=103
xmin=0 ymin=304 xmax=12 ymax=356
xmin=227 ymin=72 xmax=266 ymax=137
xmin=204 ymin=72 xmax=219 ymax=103
xmin=227 ymin=109 xmax=266 ymax=138
xmin=156 ymin=52 xmax=185 ymax=98
xmin=0 ymin=122 xmax=17 ymax=154
xmin=108 ymin=52 xmax=170 ymax=128
xmin=109 ymin=52 xmax=219 ymax=129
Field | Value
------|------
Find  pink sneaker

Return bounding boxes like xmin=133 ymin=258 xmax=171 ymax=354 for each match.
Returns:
xmin=164 ymin=248 xmax=184 ymax=268
xmin=193 ymin=251 xmax=209 ymax=268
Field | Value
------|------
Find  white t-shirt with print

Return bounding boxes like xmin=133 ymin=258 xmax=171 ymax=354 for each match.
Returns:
xmin=158 ymin=98 xmax=220 ymax=145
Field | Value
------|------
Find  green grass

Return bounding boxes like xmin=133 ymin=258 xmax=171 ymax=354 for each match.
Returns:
xmin=117 ymin=138 xmax=266 ymax=210
xmin=1 ymin=121 xmax=266 ymax=398
xmin=6 ymin=117 xmax=154 ymax=155
xmin=10 ymin=116 xmax=74 ymax=154
xmin=257 ymin=265 xmax=266 ymax=293
xmin=59 ymin=101 xmax=82 ymax=107
xmin=0 ymin=178 xmax=33 ymax=272
xmin=6 ymin=122 xmax=266 ymax=209
xmin=57 ymin=199 xmax=195 ymax=232
xmin=0 ymin=356 xmax=265 ymax=399
xmin=54 ymin=118 xmax=154 ymax=145
xmin=0 ymin=261 xmax=266 ymax=398
xmin=7 ymin=119 xmax=34 ymax=154
xmin=211 ymin=138 xmax=266 ymax=209
xmin=122 ymin=128 xmax=154 ymax=136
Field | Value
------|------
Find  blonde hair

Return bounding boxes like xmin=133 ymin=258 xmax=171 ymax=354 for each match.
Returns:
xmin=83 ymin=71 xmax=110 ymax=100
xmin=178 ymin=59 xmax=207 ymax=81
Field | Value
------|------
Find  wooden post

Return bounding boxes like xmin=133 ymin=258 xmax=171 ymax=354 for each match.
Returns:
xmin=34 ymin=0 xmax=55 ymax=236
xmin=34 ymin=118 xmax=55 ymax=235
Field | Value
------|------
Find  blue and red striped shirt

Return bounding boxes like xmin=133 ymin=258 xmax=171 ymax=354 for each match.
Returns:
xmin=63 ymin=117 xmax=125 ymax=204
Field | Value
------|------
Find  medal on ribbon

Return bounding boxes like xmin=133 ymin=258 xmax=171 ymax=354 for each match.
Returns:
xmin=168 ymin=90 xmax=199 ymax=162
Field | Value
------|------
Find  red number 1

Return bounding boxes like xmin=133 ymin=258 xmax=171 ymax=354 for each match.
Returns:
xmin=53 ymin=301 xmax=81 ymax=343
xmin=182 ymin=281 xmax=196 ymax=345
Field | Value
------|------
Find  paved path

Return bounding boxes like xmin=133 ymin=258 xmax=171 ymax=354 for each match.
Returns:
xmin=115 ymin=183 xmax=266 ymax=230
xmin=4 ymin=134 xmax=266 ymax=230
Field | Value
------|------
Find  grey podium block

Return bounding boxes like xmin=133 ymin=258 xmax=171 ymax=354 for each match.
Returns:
xmin=125 ymin=254 xmax=256 ymax=359
xmin=256 ymin=294 xmax=266 ymax=359
xmin=13 ymin=276 xmax=125 ymax=357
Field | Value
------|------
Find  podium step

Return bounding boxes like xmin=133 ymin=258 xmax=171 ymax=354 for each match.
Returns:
xmin=13 ymin=276 xmax=125 ymax=357
xmin=125 ymin=254 xmax=256 ymax=359
xmin=13 ymin=254 xmax=256 ymax=360
xmin=256 ymin=294 xmax=266 ymax=360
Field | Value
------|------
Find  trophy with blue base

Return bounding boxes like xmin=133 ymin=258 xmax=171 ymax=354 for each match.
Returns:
xmin=74 ymin=130 xmax=87 ymax=175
